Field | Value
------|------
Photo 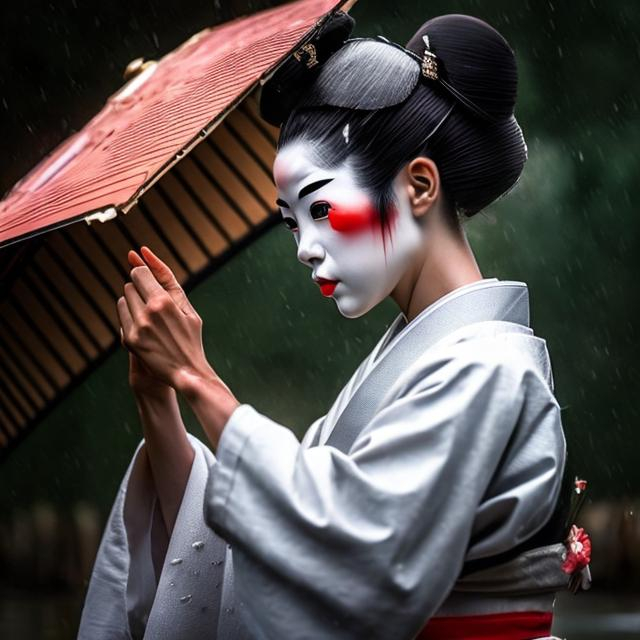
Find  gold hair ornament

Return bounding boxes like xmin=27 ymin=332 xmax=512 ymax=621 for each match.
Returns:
xmin=293 ymin=43 xmax=319 ymax=69
xmin=421 ymin=35 xmax=439 ymax=81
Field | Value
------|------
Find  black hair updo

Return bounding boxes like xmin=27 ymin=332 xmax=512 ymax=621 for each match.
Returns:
xmin=265 ymin=13 xmax=527 ymax=237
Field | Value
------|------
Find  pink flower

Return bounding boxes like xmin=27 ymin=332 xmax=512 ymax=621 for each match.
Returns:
xmin=562 ymin=525 xmax=592 ymax=574
xmin=575 ymin=479 xmax=588 ymax=492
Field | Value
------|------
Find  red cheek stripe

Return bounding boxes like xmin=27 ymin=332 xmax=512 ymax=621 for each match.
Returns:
xmin=328 ymin=203 xmax=380 ymax=233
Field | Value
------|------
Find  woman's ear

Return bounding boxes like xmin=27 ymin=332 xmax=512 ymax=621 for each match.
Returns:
xmin=406 ymin=157 xmax=440 ymax=218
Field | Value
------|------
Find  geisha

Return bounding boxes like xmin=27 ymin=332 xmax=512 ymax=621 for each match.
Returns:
xmin=78 ymin=12 xmax=590 ymax=640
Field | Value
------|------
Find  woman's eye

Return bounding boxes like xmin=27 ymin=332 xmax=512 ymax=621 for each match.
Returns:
xmin=282 ymin=217 xmax=298 ymax=231
xmin=310 ymin=201 xmax=332 ymax=220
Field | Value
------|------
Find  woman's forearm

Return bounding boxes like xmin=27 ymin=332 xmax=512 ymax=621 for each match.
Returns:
xmin=176 ymin=367 xmax=240 ymax=450
xmin=135 ymin=388 xmax=195 ymax=536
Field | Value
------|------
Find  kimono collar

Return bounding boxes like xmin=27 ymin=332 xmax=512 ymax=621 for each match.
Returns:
xmin=323 ymin=278 xmax=531 ymax=452
xmin=375 ymin=278 xmax=529 ymax=362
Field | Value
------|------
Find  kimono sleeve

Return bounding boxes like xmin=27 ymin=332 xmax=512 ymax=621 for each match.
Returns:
xmin=78 ymin=434 xmax=233 ymax=640
xmin=203 ymin=343 xmax=562 ymax=640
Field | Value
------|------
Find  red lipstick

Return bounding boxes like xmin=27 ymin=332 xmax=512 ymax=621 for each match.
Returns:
xmin=315 ymin=277 xmax=339 ymax=297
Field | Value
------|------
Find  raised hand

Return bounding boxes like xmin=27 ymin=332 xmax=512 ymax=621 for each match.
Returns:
xmin=118 ymin=248 xmax=200 ymax=536
xmin=117 ymin=246 xmax=212 ymax=392
xmin=117 ymin=246 xmax=239 ymax=448
xmin=124 ymin=250 xmax=173 ymax=398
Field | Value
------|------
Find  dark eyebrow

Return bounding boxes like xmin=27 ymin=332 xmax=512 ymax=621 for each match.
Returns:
xmin=276 ymin=198 xmax=290 ymax=209
xmin=298 ymin=178 xmax=333 ymax=200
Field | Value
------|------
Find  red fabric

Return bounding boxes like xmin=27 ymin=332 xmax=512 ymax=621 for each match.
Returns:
xmin=417 ymin=610 xmax=553 ymax=640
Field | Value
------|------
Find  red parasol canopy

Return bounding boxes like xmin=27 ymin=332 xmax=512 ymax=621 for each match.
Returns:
xmin=0 ymin=0 xmax=353 ymax=248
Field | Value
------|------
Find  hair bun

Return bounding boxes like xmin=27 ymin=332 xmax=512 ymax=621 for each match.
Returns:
xmin=406 ymin=14 xmax=518 ymax=122
xmin=260 ymin=11 xmax=355 ymax=127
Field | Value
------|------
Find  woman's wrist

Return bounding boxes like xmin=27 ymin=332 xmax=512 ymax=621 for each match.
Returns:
xmin=135 ymin=385 xmax=189 ymax=443
xmin=134 ymin=386 xmax=180 ymax=431
xmin=176 ymin=366 xmax=240 ymax=448
xmin=173 ymin=363 xmax=216 ymax=399
xmin=133 ymin=383 xmax=176 ymax=405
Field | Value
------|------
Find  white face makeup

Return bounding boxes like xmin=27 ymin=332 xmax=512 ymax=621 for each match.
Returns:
xmin=273 ymin=141 xmax=424 ymax=318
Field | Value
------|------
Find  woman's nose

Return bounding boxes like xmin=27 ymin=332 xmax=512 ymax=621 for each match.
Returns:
xmin=296 ymin=225 xmax=326 ymax=266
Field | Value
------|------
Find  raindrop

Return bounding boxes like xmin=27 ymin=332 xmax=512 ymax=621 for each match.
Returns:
xmin=180 ymin=595 xmax=192 ymax=604
xmin=192 ymin=540 xmax=205 ymax=550
xmin=169 ymin=581 xmax=175 ymax=587
xmin=170 ymin=558 xmax=183 ymax=565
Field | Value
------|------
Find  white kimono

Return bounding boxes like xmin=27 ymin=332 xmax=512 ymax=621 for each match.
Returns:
xmin=78 ymin=278 xmax=569 ymax=640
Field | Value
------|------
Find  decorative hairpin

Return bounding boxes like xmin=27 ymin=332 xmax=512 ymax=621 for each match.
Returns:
xmin=421 ymin=35 xmax=439 ymax=81
xmin=293 ymin=43 xmax=319 ymax=69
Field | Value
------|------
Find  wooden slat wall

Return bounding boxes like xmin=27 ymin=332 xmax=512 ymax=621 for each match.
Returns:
xmin=0 ymin=92 xmax=280 ymax=457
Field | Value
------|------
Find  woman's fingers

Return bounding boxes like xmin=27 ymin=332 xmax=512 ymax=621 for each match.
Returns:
xmin=123 ymin=281 xmax=146 ymax=319
xmin=140 ymin=246 xmax=181 ymax=290
xmin=117 ymin=296 xmax=134 ymax=341
xmin=130 ymin=266 xmax=165 ymax=303
xmin=140 ymin=246 xmax=194 ymax=315
xmin=126 ymin=245 xmax=195 ymax=316
xmin=128 ymin=249 xmax=146 ymax=269
xmin=140 ymin=245 xmax=166 ymax=269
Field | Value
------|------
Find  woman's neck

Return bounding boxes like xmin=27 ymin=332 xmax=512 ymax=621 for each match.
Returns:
xmin=390 ymin=215 xmax=483 ymax=323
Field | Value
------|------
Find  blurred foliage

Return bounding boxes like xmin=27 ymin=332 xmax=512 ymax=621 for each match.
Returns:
xmin=1 ymin=0 xmax=639 ymax=527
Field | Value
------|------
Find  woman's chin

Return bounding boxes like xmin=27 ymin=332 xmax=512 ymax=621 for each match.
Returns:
xmin=333 ymin=294 xmax=377 ymax=319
